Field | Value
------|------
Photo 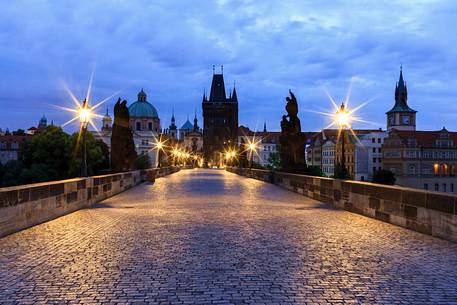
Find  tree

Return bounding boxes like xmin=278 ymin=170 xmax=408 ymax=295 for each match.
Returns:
xmin=334 ymin=163 xmax=350 ymax=179
xmin=266 ymin=152 xmax=281 ymax=170
xmin=135 ymin=154 xmax=151 ymax=170
xmin=13 ymin=129 xmax=25 ymax=135
xmin=304 ymin=165 xmax=324 ymax=177
xmin=68 ymin=132 xmax=110 ymax=177
xmin=372 ymin=169 xmax=396 ymax=185
xmin=20 ymin=125 xmax=72 ymax=182
xmin=0 ymin=160 xmax=25 ymax=187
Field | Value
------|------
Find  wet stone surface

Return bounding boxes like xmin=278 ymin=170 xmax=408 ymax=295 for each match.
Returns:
xmin=1 ymin=169 xmax=457 ymax=304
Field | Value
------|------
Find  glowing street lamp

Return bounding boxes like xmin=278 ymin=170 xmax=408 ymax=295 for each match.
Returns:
xmin=247 ymin=142 xmax=258 ymax=168
xmin=154 ymin=139 xmax=164 ymax=168
xmin=79 ymin=99 xmax=91 ymax=177
xmin=334 ymin=102 xmax=351 ymax=178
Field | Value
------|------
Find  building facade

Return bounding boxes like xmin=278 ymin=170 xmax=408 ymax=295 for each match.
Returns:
xmin=202 ymin=69 xmax=238 ymax=166
xmin=0 ymin=135 xmax=31 ymax=164
xmin=382 ymin=128 xmax=457 ymax=193
xmin=237 ymin=126 xmax=280 ymax=167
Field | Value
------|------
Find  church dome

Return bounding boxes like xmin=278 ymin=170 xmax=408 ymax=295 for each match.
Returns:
xmin=128 ymin=89 xmax=159 ymax=118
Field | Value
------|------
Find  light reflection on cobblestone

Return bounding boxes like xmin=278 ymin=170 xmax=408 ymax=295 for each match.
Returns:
xmin=1 ymin=169 xmax=457 ymax=304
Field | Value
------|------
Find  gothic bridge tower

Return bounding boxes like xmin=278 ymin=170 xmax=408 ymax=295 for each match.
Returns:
xmin=202 ymin=66 xmax=238 ymax=166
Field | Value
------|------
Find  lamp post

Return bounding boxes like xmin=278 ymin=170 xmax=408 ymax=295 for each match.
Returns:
xmin=155 ymin=140 xmax=163 ymax=168
xmin=248 ymin=142 xmax=257 ymax=169
xmin=335 ymin=102 xmax=350 ymax=178
xmin=79 ymin=99 xmax=90 ymax=177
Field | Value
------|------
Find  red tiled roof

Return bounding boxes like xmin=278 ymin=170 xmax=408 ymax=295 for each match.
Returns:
xmin=0 ymin=135 xmax=31 ymax=150
xmin=391 ymin=129 xmax=457 ymax=147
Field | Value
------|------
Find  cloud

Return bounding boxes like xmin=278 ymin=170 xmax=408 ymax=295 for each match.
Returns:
xmin=0 ymin=0 xmax=456 ymax=132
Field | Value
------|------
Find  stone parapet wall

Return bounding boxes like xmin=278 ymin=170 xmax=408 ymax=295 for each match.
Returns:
xmin=226 ymin=167 xmax=457 ymax=242
xmin=0 ymin=166 xmax=180 ymax=237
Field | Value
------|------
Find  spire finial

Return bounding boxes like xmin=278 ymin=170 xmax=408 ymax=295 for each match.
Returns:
xmin=233 ymin=80 xmax=236 ymax=88
xmin=212 ymin=65 xmax=215 ymax=74
xmin=221 ymin=65 xmax=224 ymax=74
xmin=106 ymin=108 xmax=109 ymax=116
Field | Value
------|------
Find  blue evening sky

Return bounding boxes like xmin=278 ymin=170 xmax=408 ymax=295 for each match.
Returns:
xmin=0 ymin=0 xmax=456 ymax=132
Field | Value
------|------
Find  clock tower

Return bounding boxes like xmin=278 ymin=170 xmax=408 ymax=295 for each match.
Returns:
xmin=386 ymin=67 xmax=417 ymax=131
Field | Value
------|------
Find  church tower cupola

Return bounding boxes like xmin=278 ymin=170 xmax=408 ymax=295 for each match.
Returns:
xmin=138 ymin=88 xmax=147 ymax=102
xmin=386 ymin=67 xmax=417 ymax=131
xmin=102 ymin=108 xmax=112 ymax=131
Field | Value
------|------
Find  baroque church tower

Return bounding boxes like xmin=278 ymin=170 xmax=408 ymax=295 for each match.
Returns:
xmin=386 ymin=67 xmax=417 ymax=131
xmin=202 ymin=66 xmax=238 ymax=165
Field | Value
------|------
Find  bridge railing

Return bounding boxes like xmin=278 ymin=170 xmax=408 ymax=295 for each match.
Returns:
xmin=0 ymin=166 xmax=180 ymax=237
xmin=227 ymin=167 xmax=457 ymax=243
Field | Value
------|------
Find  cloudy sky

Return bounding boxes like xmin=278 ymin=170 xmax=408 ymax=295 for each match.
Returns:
xmin=0 ymin=0 xmax=456 ymax=132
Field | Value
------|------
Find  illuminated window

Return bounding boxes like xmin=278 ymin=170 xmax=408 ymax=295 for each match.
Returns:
xmin=442 ymin=163 xmax=448 ymax=175
xmin=434 ymin=163 xmax=439 ymax=175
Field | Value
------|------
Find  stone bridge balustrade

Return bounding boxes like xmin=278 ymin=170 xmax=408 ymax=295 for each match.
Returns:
xmin=226 ymin=167 xmax=457 ymax=242
xmin=0 ymin=166 xmax=180 ymax=237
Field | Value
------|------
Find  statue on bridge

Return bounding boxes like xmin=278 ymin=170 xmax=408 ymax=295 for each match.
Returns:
xmin=111 ymin=98 xmax=137 ymax=171
xmin=279 ymin=90 xmax=306 ymax=171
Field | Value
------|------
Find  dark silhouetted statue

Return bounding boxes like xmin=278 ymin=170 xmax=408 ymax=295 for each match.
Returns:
xmin=111 ymin=98 xmax=137 ymax=171
xmin=279 ymin=90 xmax=306 ymax=171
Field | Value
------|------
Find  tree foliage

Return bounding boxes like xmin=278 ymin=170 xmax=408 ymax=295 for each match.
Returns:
xmin=334 ymin=163 xmax=350 ymax=180
xmin=135 ymin=154 xmax=151 ymax=170
xmin=266 ymin=152 xmax=281 ymax=170
xmin=372 ymin=169 xmax=396 ymax=185
xmin=0 ymin=126 xmax=110 ymax=187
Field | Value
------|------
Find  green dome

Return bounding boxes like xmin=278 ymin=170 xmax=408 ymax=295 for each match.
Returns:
xmin=128 ymin=90 xmax=159 ymax=118
xmin=128 ymin=101 xmax=159 ymax=118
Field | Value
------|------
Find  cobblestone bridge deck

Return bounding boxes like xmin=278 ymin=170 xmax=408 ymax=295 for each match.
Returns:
xmin=1 ymin=169 xmax=457 ymax=304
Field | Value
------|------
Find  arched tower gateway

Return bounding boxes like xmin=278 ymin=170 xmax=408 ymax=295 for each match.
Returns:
xmin=202 ymin=66 xmax=238 ymax=166
xmin=386 ymin=67 xmax=417 ymax=131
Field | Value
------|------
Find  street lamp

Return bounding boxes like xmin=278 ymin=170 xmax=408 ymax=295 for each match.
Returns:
xmin=335 ymin=102 xmax=351 ymax=179
xmin=79 ymin=99 xmax=91 ymax=177
xmin=155 ymin=140 xmax=163 ymax=168
xmin=247 ymin=142 xmax=257 ymax=169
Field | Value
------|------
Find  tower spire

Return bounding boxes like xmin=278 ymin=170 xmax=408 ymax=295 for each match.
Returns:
xmin=193 ymin=108 xmax=199 ymax=131
xmin=221 ymin=65 xmax=224 ymax=74
xmin=263 ymin=121 xmax=267 ymax=132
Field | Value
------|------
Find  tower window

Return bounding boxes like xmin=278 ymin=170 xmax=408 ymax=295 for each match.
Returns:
xmin=136 ymin=122 xmax=141 ymax=131
xmin=148 ymin=122 xmax=153 ymax=130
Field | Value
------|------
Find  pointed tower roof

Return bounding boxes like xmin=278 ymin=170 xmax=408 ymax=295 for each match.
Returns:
xmin=263 ymin=122 xmax=267 ymax=132
xmin=202 ymin=89 xmax=208 ymax=103
xmin=209 ymin=73 xmax=227 ymax=103
xmin=231 ymin=85 xmax=238 ymax=103
xmin=387 ymin=67 xmax=416 ymax=114
xmin=193 ymin=109 xmax=199 ymax=131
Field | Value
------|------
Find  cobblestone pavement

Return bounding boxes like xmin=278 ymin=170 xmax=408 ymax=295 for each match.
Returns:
xmin=1 ymin=169 xmax=457 ymax=305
